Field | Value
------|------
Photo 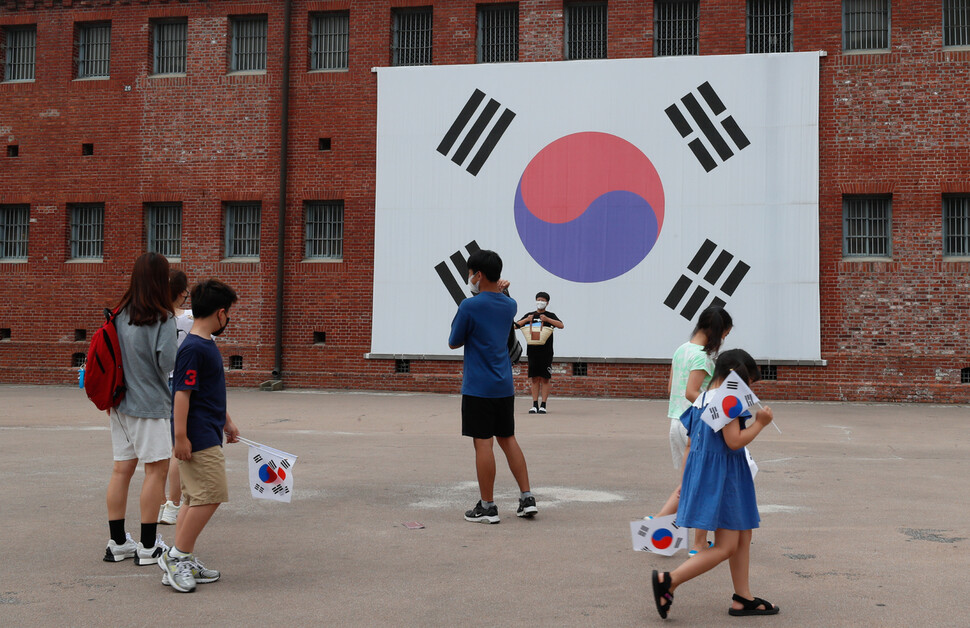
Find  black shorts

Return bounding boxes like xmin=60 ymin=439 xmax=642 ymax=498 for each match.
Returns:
xmin=461 ymin=395 xmax=515 ymax=439
xmin=527 ymin=354 xmax=553 ymax=379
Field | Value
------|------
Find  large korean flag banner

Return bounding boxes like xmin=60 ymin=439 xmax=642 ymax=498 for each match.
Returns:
xmin=373 ymin=53 xmax=820 ymax=360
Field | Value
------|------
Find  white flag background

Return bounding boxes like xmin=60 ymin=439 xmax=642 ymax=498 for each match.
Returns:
xmin=373 ymin=52 xmax=820 ymax=361
xmin=240 ymin=438 xmax=298 ymax=503
xmin=698 ymin=370 xmax=761 ymax=432
xmin=630 ymin=515 xmax=689 ymax=556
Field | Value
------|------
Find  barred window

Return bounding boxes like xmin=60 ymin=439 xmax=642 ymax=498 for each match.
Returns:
xmin=310 ymin=11 xmax=349 ymax=70
xmin=305 ymin=200 xmax=344 ymax=260
xmin=843 ymin=0 xmax=890 ymax=51
xmin=654 ymin=0 xmax=699 ymax=57
xmin=3 ymin=26 xmax=36 ymax=82
xmin=231 ymin=15 xmax=268 ymax=72
xmin=0 ymin=205 xmax=29 ymax=260
xmin=77 ymin=22 xmax=111 ymax=78
xmin=565 ymin=2 xmax=607 ymax=60
xmin=69 ymin=203 xmax=104 ymax=260
xmin=943 ymin=195 xmax=970 ymax=257
xmin=843 ymin=196 xmax=891 ymax=258
xmin=944 ymin=0 xmax=970 ymax=47
xmin=392 ymin=7 xmax=432 ymax=66
xmin=225 ymin=202 xmax=260 ymax=258
xmin=478 ymin=4 xmax=518 ymax=63
xmin=747 ymin=0 xmax=793 ymax=53
xmin=146 ymin=203 xmax=182 ymax=259
xmin=153 ymin=19 xmax=187 ymax=75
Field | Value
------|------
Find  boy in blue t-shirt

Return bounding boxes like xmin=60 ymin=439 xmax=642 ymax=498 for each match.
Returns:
xmin=159 ymin=279 xmax=240 ymax=593
xmin=449 ymin=249 xmax=537 ymax=524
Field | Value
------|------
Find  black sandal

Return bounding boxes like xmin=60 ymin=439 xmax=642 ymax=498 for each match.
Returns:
xmin=651 ymin=570 xmax=674 ymax=619
xmin=728 ymin=593 xmax=779 ymax=616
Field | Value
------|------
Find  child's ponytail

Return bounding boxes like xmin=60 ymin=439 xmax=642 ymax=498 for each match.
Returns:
xmin=693 ymin=306 xmax=734 ymax=356
xmin=712 ymin=349 xmax=761 ymax=385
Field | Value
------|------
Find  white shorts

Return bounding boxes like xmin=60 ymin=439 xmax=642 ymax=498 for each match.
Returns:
xmin=110 ymin=409 xmax=172 ymax=463
xmin=669 ymin=418 xmax=689 ymax=471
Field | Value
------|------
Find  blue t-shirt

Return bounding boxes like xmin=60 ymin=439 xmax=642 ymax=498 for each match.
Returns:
xmin=448 ymin=291 xmax=516 ymax=398
xmin=172 ymin=333 xmax=227 ymax=452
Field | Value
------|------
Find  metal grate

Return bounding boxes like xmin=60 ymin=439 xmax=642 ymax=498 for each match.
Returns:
xmin=231 ymin=16 xmax=268 ymax=72
xmin=572 ymin=362 xmax=588 ymax=376
xmin=69 ymin=203 xmax=104 ymax=259
xmin=565 ymin=3 xmax=607 ymax=60
xmin=943 ymin=196 xmax=970 ymax=257
xmin=962 ymin=367 xmax=970 ymax=384
xmin=392 ymin=8 xmax=432 ymax=66
xmin=311 ymin=12 xmax=349 ymax=70
xmin=843 ymin=196 xmax=891 ymax=258
xmin=225 ymin=202 xmax=261 ymax=258
xmin=4 ymin=26 xmax=36 ymax=81
xmin=747 ymin=0 xmax=793 ymax=53
xmin=229 ymin=355 xmax=243 ymax=370
xmin=478 ymin=4 xmax=518 ymax=63
xmin=77 ymin=22 xmax=111 ymax=78
xmin=0 ymin=205 xmax=29 ymax=260
xmin=945 ymin=1 xmax=970 ymax=47
xmin=153 ymin=20 xmax=187 ymax=74
xmin=146 ymin=203 xmax=182 ymax=259
xmin=842 ymin=0 xmax=890 ymax=51
xmin=305 ymin=200 xmax=344 ymax=259
xmin=760 ymin=364 xmax=778 ymax=381
xmin=654 ymin=0 xmax=699 ymax=56
xmin=72 ymin=352 xmax=86 ymax=367
xmin=395 ymin=359 xmax=411 ymax=373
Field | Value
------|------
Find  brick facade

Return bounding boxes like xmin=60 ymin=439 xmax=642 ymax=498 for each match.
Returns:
xmin=1 ymin=0 xmax=968 ymax=403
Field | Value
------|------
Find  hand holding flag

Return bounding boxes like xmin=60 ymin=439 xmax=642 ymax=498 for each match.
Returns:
xmin=238 ymin=437 xmax=298 ymax=503
xmin=630 ymin=515 xmax=689 ymax=556
xmin=698 ymin=370 xmax=760 ymax=432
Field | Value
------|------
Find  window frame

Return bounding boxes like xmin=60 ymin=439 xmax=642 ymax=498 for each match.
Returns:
xmin=842 ymin=0 xmax=891 ymax=52
xmin=68 ymin=203 xmax=105 ymax=260
xmin=842 ymin=195 xmax=892 ymax=259
xmin=0 ymin=204 xmax=29 ymax=260
xmin=943 ymin=0 xmax=970 ymax=48
xmin=310 ymin=11 xmax=350 ymax=71
xmin=2 ymin=25 xmax=37 ymax=82
xmin=304 ymin=200 xmax=345 ymax=261
xmin=76 ymin=21 xmax=112 ymax=79
xmin=229 ymin=15 xmax=268 ymax=73
xmin=224 ymin=201 xmax=261 ymax=260
xmin=943 ymin=195 xmax=970 ymax=258
xmin=392 ymin=6 xmax=433 ymax=67
xmin=152 ymin=18 xmax=188 ymax=76
xmin=654 ymin=0 xmax=700 ymax=57
xmin=145 ymin=202 xmax=183 ymax=260
xmin=564 ymin=2 xmax=608 ymax=61
xmin=746 ymin=0 xmax=793 ymax=54
xmin=477 ymin=3 xmax=519 ymax=64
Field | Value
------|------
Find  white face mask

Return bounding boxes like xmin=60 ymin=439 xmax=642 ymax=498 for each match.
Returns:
xmin=536 ymin=300 xmax=547 ymax=310
xmin=469 ymin=273 xmax=480 ymax=295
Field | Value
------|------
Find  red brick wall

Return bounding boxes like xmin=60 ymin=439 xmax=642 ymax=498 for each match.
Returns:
xmin=1 ymin=0 xmax=968 ymax=403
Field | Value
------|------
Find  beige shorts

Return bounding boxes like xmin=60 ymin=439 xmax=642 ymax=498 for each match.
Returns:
xmin=110 ymin=410 xmax=172 ymax=463
xmin=179 ymin=445 xmax=228 ymax=506
xmin=669 ymin=417 xmax=689 ymax=471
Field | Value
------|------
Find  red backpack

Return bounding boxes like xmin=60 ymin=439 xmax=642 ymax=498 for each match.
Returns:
xmin=84 ymin=308 xmax=126 ymax=411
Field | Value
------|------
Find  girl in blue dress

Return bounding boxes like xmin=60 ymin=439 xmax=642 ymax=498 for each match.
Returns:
xmin=651 ymin=349 xmax=780 ymax=619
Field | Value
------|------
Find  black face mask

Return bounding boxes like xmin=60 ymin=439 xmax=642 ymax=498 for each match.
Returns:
xmin=212 ymin=314 xmax=230 ymax=337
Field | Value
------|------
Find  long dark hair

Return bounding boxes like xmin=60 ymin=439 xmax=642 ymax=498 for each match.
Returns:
xmin=711 ymin=348 xmax=761 ymax=385
xmin=117 ymin=252 xmax=173 ymax=326
xmin=169 ymin=269 xmax=188 ymax=304
xmin=693 ymin=306 xmax=733 ymax=356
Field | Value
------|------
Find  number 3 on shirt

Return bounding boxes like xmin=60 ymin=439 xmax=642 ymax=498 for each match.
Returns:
xmin=184 ymin=370 xmax=197 ymax=386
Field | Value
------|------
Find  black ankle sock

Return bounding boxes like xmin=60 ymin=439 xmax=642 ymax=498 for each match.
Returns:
xmin=140 ymin=523 xmax=157 ymax=548
xmin=540 ymin=401 xmax=546 ymax=408
xmin=109 ymin=519 xmax=127 ymax=545
xmin=533 ymin=401 xmax=539 ymax=408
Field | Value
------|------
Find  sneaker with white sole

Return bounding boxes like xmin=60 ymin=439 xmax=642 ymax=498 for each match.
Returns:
xmin=538 ymin=406 xmax=547 ymax=414
xmin=158 ymin=549 xmax=197 ymax=593
xmin=103 ymin=533 xmax=137 ymax=562
xmin=528 ymin=406 xmax=538 ymax=414
xmin=517 ymin=496 xmax=538 ymax=518
xmin=135 ymin=534 xmax=169 ymax=566
xmin=161 ymin=555 xmax=220 ymax=586
xmin=159 ymin=500 xmax=180 ymax=525
xmin=464 ymin=500 xmax=500 ymax=524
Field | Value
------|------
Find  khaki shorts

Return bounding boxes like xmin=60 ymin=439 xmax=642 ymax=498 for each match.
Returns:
xmin=179 ymin=445 xmax=228 ymax=506
xmin=669 ymin=417 xmax=689 ymax=471
xmin=110 ymin=410 xmax=172 ymax=463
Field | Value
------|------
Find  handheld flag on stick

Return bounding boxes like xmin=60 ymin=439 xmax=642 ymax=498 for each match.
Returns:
xmin=630 ymin=515 xmax=689 ymax=556
xmin=698 ymin=370 xmax=760 ymax=432
xmin=238 ymin=437 xmax=298 ymax=503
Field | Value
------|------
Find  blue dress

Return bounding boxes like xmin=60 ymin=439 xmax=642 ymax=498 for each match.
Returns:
xmin=676 ymin=391 xmax=760 ymax=531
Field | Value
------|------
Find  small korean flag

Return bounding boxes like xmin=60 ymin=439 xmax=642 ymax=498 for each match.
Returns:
xmin=239 ymin=438 xmax=298 ymax=503
xmin=699 ymin=370 xmax=760 ymax=432
xmin=630 ymin=515 xmax=689 ymax=556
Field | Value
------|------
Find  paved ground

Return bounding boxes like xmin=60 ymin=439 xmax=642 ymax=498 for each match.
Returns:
xmin=1 ymin=385 xmax=968 ymax=627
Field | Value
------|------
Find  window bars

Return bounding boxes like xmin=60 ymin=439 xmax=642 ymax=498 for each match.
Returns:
xmin=70 ymin=204 xmax=104 ymax=259
xmin=77 ymin=22 xmax=111 ymax=78
xmin=225 ymin=202 xmax=261 ymax=258
xmin=147 ymin=203 xmax=182 ymax=259
xmin=654 ymin=0 xmax=699 ymax=57
xmin=747 ymin=0 xmax=793 ymax=53
xmin=305 ymin=201 xmax=344 ymax=259
xmin=944 ymin=0 xmax=970 ymax=47
xmin=842 ymin=0 xmax=890 ymax=51
xmin=0 ymin=205 xmax=29 ymax=260
xmin=4 ymin=26 xmax=36 ymax=81
xmin=393 ymin=8 xmax=433 ymax=66
xmin=153 ymin=20 xmax=187 ymax=74
xmin=478 ymin=4 xmax=518 ymax=63
xmin=843 ymin=196 xmax=891 ymax=257
xmin=231 ymin=16 xmax=268 ymax=72
xmin=565 ymin=2 xmax=607 ymax=60
xmin=943 ymin=196 xmax=970 ymax=257
xmin=311 ymin=12 xmax=350 ymax=70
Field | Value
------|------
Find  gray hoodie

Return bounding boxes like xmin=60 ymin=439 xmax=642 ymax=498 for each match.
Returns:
xmin=114 ymin=307 xmax=177 ymax=419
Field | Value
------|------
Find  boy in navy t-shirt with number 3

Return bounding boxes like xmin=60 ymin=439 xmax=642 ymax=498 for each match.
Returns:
xmin=159 ymin=279 xmax=241 ymax=593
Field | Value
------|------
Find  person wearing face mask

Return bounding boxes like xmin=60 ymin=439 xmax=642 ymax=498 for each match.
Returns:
xmin=514 ymin=292 xmax=564 ymax=414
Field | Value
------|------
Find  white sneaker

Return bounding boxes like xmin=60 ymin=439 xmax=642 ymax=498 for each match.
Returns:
xmin=158 ymin=549 xmax=197 ymax=593
xmin=161 ymin=555 xmax=221 ymax=586
xmin=103 ymin=532 xmax=137 ymax=562
xmin=135 ymin=534 xmax=169 ymax=566
xmin=159 ymin=500 xmax=180 ymax=525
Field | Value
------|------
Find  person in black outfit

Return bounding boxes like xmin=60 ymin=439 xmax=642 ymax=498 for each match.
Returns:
xmin=514 ymin=292 xmax=564 ymax=414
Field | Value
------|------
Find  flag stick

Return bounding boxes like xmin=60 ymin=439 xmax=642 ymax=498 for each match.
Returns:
xmin=755 ymin=401 xmax=782 ymax=433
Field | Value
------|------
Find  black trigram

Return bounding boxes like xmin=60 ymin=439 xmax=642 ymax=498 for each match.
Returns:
xmin=254 ymin=484 xmax=265 ymax=494
xmin=434 ymin=240 xmax=481 ymax=306
xmin=637 ymin=525 xmax=649 ymax=537
xmin=268 ymin=460 xmax=277 ymax=470
xmin=437 ymin=89 xmax=516 ymax=176
xmin=279 ymin=459 xmax=290 ymax=469
xmin=664 ymin=239 xmax=750 ymax=321
xmin=272 ymin=485 xmax=289 ymax=495
xmin=252 ymin=454 xmax=263 ymax=464
xmin=726 ymin=381 xmax=739 ymax=390
xmin=665 ymin=81 xmax=750 ymax=172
